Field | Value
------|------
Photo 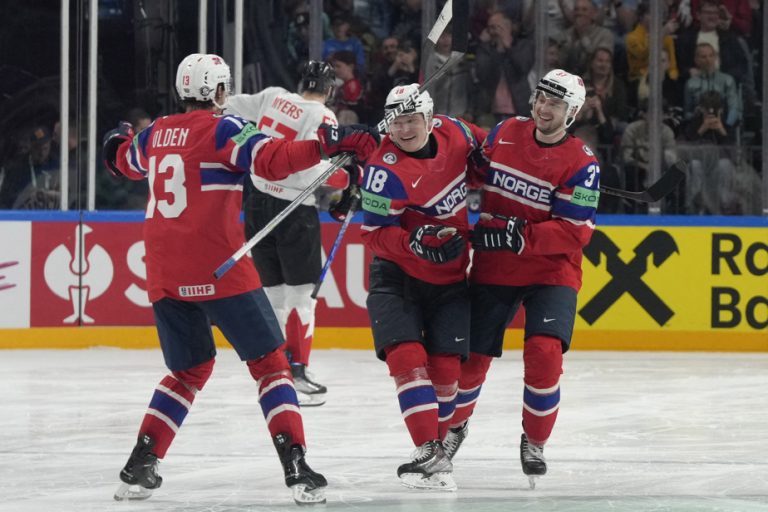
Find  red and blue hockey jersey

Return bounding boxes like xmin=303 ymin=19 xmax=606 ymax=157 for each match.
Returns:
xmin=471 ymin=117 xmax=600 ymax=291
xmin=114 ymin=109 xmax=322 ymax=302
xmin=360 ymin=115 xmax=487 ymax=285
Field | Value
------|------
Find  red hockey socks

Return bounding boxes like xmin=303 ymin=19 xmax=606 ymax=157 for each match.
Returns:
xmin=138 ymin=358 xmax=215 ymax=458
xmin=426 ymin=353 xmax=461 ymax=441
xmin=247 ymin=349 xmax=305 ymax=447
xmin=385 ymin=342 xmax=438 ymax=447
xmin=450 ymin=352 xmax=493 ymax=428
xmin=522 ymin=335 xmax=563 ymax=446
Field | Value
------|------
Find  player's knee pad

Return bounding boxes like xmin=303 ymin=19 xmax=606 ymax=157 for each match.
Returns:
xmin=246 ymin=348 xmax=291 ymax=381
xmin=384 ymin=341 xmax=428 ymax=377
xmin=459 ymin=352 xmax=493 ymax=388
xmin=523 ymin=335 xmax=563 ymax=388
xmin=427 ymin=353 xmax=461 ymax=386
xmin=172 ymin=357 xmax=215 ymax=391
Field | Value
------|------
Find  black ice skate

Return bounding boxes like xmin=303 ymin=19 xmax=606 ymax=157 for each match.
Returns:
xmin=291 ymin=363 xmax=327 ymax=407
xmin=520 ymin=433 xmax=547 ymax=489
xmin=274 ymin=432 xmax=327 ymax=505
xmin=113 ymin=434 xmax=162 ymax=501
xmin=397 ymin=440 xmax=456 ymax=491
xmin=443 ymin=420 xmax=469 ymax=460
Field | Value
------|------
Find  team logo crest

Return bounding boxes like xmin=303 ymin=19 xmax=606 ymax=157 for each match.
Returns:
xmin=432 ymin=118 xmax=443 ymax=128
xmin=582 ymin=144 xmax=594 ymax=156
xmin=383 ymin=152 xmax=397 ymax=164
xmin=515 ymin=116 xmax=530 ymax=122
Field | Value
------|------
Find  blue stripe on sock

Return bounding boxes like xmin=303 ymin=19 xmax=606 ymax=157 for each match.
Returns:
xmin=149 ymin=390 xmax=189 ymax=427
xmin=456 ymin=385 xmax=482 ymax=405
xmin=438 ymin=400 xmax=456 ymax=419
xmin=398 ymin=385 xmax=436 ymax=413
xmin=259 ymin=383 xmax=300 ymax=418
xmin=523 ymin=387 xmax=560 ymax=413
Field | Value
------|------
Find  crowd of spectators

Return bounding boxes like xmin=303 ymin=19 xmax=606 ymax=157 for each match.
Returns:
xmin=281 ymin=0 xmax=763 ymax=215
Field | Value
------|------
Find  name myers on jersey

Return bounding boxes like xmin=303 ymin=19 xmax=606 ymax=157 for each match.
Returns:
xmin=489 ymin=168 xmax=551 ymax=205
xmin=179 ymin=284 xmax=216 ymax=297
xmin=270 ymin=96 xmax=304 ymax=119
xmin=152 ymin=127 xmax=190 ymax=148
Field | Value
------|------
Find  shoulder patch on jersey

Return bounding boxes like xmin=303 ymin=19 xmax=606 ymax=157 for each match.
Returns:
xmin=383 ymin=152 xmax=397 ymax=165
xmin=432 ymin=118 xmax=443 ymax=128
xmin=515 ymin=116 xmax=530 ymax=122
xmin=582 ymin=144 xmax=594 ymax=157
xmin=570 ymin=186 xmax=600 ymax=207
xmin=361 ymin=190 xmax=391 ymax=216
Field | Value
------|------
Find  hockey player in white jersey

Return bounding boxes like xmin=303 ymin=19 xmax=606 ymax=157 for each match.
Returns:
xmin=227 ymin=61 xmax=345 ymax=406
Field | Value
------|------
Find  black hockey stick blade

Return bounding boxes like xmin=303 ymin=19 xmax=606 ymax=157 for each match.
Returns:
xmin=600 ymin=160 xmax=686 ymax=202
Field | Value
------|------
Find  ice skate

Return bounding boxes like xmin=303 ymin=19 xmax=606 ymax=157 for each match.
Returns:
xmin=273 ymin=432 xmax=327 ymax=505
xmin=114 ymin=434 xmax=162 ymax=501
xmin=520 ymin=433 xmax=547 ymax=489
xmin=442 ymin=420 xmax=469 ymax=460
xmin=397 ymin=440 xmax=456 ymax=491
xmin=291 ymin=363 xmax=327 ymax=407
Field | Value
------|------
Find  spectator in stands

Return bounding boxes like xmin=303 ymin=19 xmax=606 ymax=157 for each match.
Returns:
xmin=635 ymin=49 xmax=685 ymax=133
xmin=329 ymin=51 xmax=364 ymax=124
xmin=366 ymin=36 xmax=400 ymax=121
xmin=626 ymin=1 xmax=680 ymax=85
xmin=388 ymin=40 xmax=420 ymax=88
xmin=683 ymin=42 xmax=740 ymax=128
xmin=527 ymin=38 xmax=562 ymax=94
xmin=322 ymin=16 xmax=366 ymax=74
xmin=0 ymin=124 xmax=58 ymax=209
xmin=583 ymin=46 xmax=629 ymax=129
xmin=572 ymin=85 xmax=615 ymax=146
xmin=558 ymin=0 xmax=614 ymax=75
xmin=675 ymin=0 xmax=751 ymax=88
xmin=392 ymin=0 xmax=422 ymax=51
xmin=473 ymin=9 xmax=534 ymax=127
xmin=681 ymin=91 xmax=737 ymax=214
xmin=690 ymin=0 xmax=752 ymax=36
xmin=424 ymin=29 xmax=470 ymax=118
xmin=620 ymin=99 xmax=680 ymax=213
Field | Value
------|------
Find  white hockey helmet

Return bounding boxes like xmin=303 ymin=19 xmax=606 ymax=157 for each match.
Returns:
xmin=384 ymin=83 xmax=434 ymax=125
xmin=175 ymin=53 xmax=232 ymax=108
xmin=531 ymin=69 xmax=586 ymax=128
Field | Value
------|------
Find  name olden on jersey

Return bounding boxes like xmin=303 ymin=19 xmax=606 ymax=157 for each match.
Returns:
xmin=152 ymin=127 xmax=190 ymax=148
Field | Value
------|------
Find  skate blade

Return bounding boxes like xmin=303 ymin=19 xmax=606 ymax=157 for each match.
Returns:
xmin=399 ymin=472 xmax=457 ymax=492
xmin=527 ymin=475 xmax=539 ymax=490
xmin=291 ymin=483 xmax=326 ymax=505
xmin=298 ymin=393 xmax=326 ymax=407
xmin=113 ymin=482 xmax=154 ymax=501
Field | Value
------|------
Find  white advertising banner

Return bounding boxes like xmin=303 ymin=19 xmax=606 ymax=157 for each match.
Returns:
xmin=0 ymin=221 xmax=31 ymax=328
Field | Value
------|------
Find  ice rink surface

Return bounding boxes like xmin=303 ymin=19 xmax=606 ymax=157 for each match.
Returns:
xmin=2 ymin=347 xmax=767 ymax=512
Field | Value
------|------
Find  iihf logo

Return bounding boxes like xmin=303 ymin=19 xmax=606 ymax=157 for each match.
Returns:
xmin=383 ymin=152 xmax=397 ymax=164
xmin=44 ymin=224 xmax=114 ymax=324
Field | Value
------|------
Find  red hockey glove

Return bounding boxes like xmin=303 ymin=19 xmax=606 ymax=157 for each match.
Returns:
xmin=409 ymin=225 xmax=465 ymax=264
xmin=317 ymin=123 xmax=380 ymax=161
xmin=471 ymin=213 xmax=526 ymax=254
xmin=102 ymin=121 xmax=135 ymax=177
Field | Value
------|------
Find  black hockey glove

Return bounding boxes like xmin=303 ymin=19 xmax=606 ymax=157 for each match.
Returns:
xmin=317 ymin=123 xmax=380 ymax=161
xmin=409 ymin=225 xmax=465 ymax=264
xmin=471 ymin=213 xmax=526 ymax=254
xmin=102 ymin=121 xmax=135 ymax=177
xmin=329 ymin=184 xmax=361 ymax=222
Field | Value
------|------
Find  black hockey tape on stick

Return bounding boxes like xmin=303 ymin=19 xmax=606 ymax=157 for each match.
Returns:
xmin=214 ymin=0 xmax=469 ymax=280
xmin=600 ymin=160 xmax=687 ymax=203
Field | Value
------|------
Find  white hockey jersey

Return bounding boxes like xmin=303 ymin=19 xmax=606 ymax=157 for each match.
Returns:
xmin=226 ymin=87 xmax=338 ymax=205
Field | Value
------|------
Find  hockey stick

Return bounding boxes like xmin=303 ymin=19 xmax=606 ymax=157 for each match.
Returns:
xmin=599 ymin=160 xmax=687 ymax=203
xmin=310 ymin=193 xmax=359 ymax=299
xmin=213 ymin=0 xmax=469 ymax=280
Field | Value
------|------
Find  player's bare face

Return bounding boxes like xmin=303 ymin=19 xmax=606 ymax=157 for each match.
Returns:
xmin=389 ymin=113 xmax=430 ymax=153
xmin=532 ymin=92 xmax=569 ymax=142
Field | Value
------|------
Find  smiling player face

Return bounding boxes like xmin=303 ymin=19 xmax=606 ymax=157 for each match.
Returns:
xmin=388 ymin=113 xmax=430 ymax=153
xmin=531 ymin=92 xmax=569 ymax=141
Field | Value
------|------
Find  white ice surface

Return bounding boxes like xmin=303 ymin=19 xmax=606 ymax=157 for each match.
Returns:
xmin=1 ymin=348 xmax=767 ymax=512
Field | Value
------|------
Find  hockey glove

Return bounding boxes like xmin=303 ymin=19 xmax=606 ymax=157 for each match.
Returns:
xmin=328 ymin=184 xmax=361 ymax=222
xmin=471 ymin=213 xmax=526 ymax=254
xmin=317 ymin=123 xmax=380 ymax=161
xmin=409 ymin=225 xmax=465 ymax=264
xmin=102 ymin=121 xmax=135 ymax=177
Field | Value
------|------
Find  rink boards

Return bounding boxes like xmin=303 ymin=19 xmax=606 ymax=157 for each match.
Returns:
xmin=0 ymin=212 xmax=765 ymax=351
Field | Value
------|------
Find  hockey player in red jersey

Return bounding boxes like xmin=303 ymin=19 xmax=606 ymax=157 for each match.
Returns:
xmin=226 ymin=61 xmax=344 ymax=407
xmin=359 ymin=83 xmax=487 ymax=491
xmin=102 ymin=53 xmax=378 ymax=505
xmin=443 ymin=69 xmax=600 ymax=489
